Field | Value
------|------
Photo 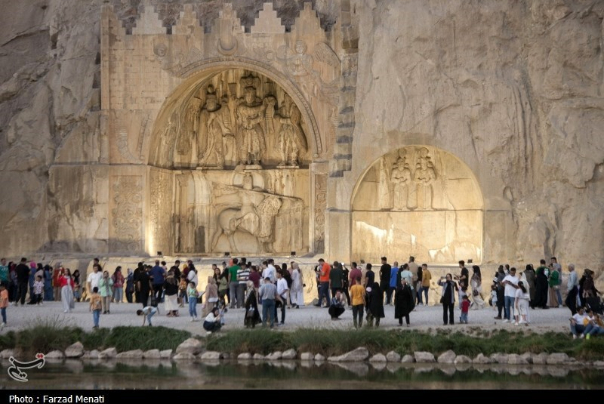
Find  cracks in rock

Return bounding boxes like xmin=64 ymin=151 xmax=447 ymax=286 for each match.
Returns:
xmin=0 ymin=26 xmax=49 ymax=48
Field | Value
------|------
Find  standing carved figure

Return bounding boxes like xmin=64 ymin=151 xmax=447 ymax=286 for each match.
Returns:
xmin=390 ymin=155 xmax=413 ymax=210
xmin=277 ymin=93 xmax=307 ymax=166
xmin=414 ymin=148 xmax=436 ymax=210
xmin=198 ymin=86 xmax=233 ymax=169
xmin=236 ymin=86 xmax=268 ymax=166
xmin=177 ymin=98 xmax=201 ymax=156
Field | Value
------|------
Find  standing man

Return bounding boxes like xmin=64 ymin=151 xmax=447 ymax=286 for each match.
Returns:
xmin=565 ymin=263 xmax=579 ymax=315
xmin=150 ymin=259 xmax=166 ymax=303
xmin=407 ymin=257 xmax=419 ymax=304
xmin=379 ymin=257 xmax=392 ymax=305
xmin=16 ymin=258 xmax=30 ymax=306
xmin=275 ymin=270 xmax=289 ymax=325
xmin=329 ymin=261 xmax=343 ymax=299
xmin=502 ymin=267 xmax=519 ymax=323
xmin=236 ymin=263 xmax=250 ymax=309
xmin=259 ymin=277 xmax=277 ymax=328
xmin=349 ymin=262 xmax=362 ymax=294
xmin=420 ymin=263 xmax=432 ymax=306
xmin=228 ymin=258 xmax=241 ymax=308
xmin=86 ymin=263 xmax=103 ymax=302
xmin=315 ymin=258 xmax=331 ymax=308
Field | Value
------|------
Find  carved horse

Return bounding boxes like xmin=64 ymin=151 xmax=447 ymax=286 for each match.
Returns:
xmin=211 ymin=196 xmax=282 ymax=254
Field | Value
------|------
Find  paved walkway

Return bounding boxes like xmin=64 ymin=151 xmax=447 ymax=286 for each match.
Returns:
xmin=1 ymin=300 xmax=571 ymax=337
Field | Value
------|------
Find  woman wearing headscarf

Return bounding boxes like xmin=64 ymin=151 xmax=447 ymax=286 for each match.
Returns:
xmin=366 ymin=282 xmax=385 ymax=327
xmin=163 ymin=270 xmax=179 ymax=317
xmin=290 ymin=262 xmax=304 ymax=308
xmin=438 ymin=273 xmax=458 ymax=325
xmin=125 ymin=268 xmax=134 ymax=303
xmin=58 ymin=268 xmax=75 ymax=313
xmin=203 ymin=276 xmax=219 ymax=316
xmin=43 ymin=264 xmax=53 ymax=301
xmin=244 ymin=280 xmax=261 ymax=328
xmin=470 ymin=265 xmax=486 ymax=310
xmin=524 ymin=264 xmax=536 ymax=308
xmin=394 ymin=277 xmax=414 ymax=326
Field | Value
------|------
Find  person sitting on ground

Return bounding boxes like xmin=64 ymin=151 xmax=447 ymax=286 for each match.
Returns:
xmin=137 ymin=305 xmax=158 ymax=327
xmin=569 ymin=306 xmax=588 ymax=339
xmin=580 ymin=307 xmax=604 ymax=339
xmin=203 ymin=306 xmax=222 ymax=334
xmin=328 ymin=290 xmax=346 ymax=320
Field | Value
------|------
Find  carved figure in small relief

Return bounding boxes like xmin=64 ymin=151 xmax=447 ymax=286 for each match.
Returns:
xmin=377 ymin=158 xmax=392 ymax=210
xmin=198 ymin=86 xmax=233 ymax=169
xmin=177 ymin=97 xmax=201 ymax=156
xmin=236 ymin=86 xmax=269 ymax=166
xmin=414 ymin=148 xmax=437 ymax=210
xmin=276 ymin=93 xmax=307 ymax=166
xmin=390 ymin=154 xmax=413 ymax=210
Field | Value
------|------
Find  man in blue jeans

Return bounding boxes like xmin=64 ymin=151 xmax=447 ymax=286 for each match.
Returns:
xmin=259 ymin=277 xmax=277 ymax=328
xmin=502 ymin=267 xmax=519 ymax=323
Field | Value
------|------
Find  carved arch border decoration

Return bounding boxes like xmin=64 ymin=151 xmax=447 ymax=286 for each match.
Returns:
xmin=350 ymin=145 xmax=485 ymax=265
xmin=176 ymin=57 xmax=322 ymax=158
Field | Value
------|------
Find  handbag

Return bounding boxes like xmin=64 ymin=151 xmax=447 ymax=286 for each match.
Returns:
xmin=246 ymin=308 xmax=255 ymax=318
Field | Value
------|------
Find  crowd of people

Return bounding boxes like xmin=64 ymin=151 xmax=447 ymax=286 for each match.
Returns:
xmin=0 ymin=255 xmax=601 ymax=338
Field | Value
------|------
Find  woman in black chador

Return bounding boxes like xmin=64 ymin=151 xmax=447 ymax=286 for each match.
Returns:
xmin=366 ymin=282 xmax=385 ymax=327
xmin=394 ymin=277 xmax=415 ymax=326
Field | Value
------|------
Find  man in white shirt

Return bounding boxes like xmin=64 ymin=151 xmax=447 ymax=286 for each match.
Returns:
xmin=565 ymin=263 xmax=579 ymax=315
xmin=275 ymin=270 xmax=289 ymax=326
xmin=502 ymin=267 xmax=519 ymax=323
xmin=86 ymin=264 xmax=103 ymax=299
xmin=570 ymin=306 xmax=588 ymax=339
xmin=261 ymin=260 xmax=275 ymax=283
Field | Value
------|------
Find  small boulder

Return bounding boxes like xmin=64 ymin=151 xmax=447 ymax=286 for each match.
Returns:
xmin=65 ymin=342 xmax=85 ymax=359
xmin=176 ymin=338 xmax=203 ymax=355
xmin=414 ymin=351 xmax=435 ymax=363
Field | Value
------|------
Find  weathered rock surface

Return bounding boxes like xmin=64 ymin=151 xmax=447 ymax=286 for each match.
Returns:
xmin=0 ymin=0 xmax=602 ymax=278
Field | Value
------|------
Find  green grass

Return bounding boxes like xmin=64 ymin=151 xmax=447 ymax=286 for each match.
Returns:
xmin=2 ymin=319 xmax=604 ymax=361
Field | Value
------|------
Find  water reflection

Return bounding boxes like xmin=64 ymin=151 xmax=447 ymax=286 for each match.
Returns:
xmin=1 ymin=359 xmax=603 ymax=389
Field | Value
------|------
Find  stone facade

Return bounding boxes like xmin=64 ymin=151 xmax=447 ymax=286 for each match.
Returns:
xmin=0 ymin=1 xmax=603 ymax=277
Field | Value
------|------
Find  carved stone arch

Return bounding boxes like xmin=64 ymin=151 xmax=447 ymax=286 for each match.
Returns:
xmin=350 ymin=145 xmax=485 ymax=265
xmin=148 ymin=57 xmax=322 ymax=168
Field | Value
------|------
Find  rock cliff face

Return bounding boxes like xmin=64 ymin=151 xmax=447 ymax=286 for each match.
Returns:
xmin=350 ymin=0 xmax=603 ymax=268
xmin=0 ymin=0 xmax=602 ymax=274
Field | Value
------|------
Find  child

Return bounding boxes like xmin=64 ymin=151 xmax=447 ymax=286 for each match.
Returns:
xmin=0 ymin=283 xmax=8 ymax=328
xmin=460 ymin=295 xmax=470 ymax=324
xmin=490 ymin=283 xmax=498 ymax=309
xmin=458 ymin=286 xmax=468 ymax=310
xmin=187 ymin=281 xmax=199 ymax=322
xmin=137 ymin=306 xmax=158 ymax=327
xmin=33 ymin=275 xmax=44 ymax=305
xmin=178 ymin=276 xmax=188 ymax=308
xmin=89 ymin=286 xmax=102 ymax=329
xmin=514 ymin=281 xmax=530 ymax=326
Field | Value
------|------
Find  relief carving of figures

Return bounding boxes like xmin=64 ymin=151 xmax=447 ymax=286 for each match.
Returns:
xmin=177 ymin=97 xmax=201 ymax=156
xmin=211 ymin=173 xmax=282 ymax=253
xmin=414 ymin=147 xmax=437 ymax=210
xmin=276 ymin=93 xmax=307 ymax=166
xmin=236 ymin=85 xmax=269 ymax=166
xmin=111 ymin=176 xmax=142 ymax=252
xmin=197 ymin=85 xmax=234 ymax=169
xmin=390 ymin=152 xmax=414 ymax=211
xmin=377 ymin=158 xmax=392 ymax=210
